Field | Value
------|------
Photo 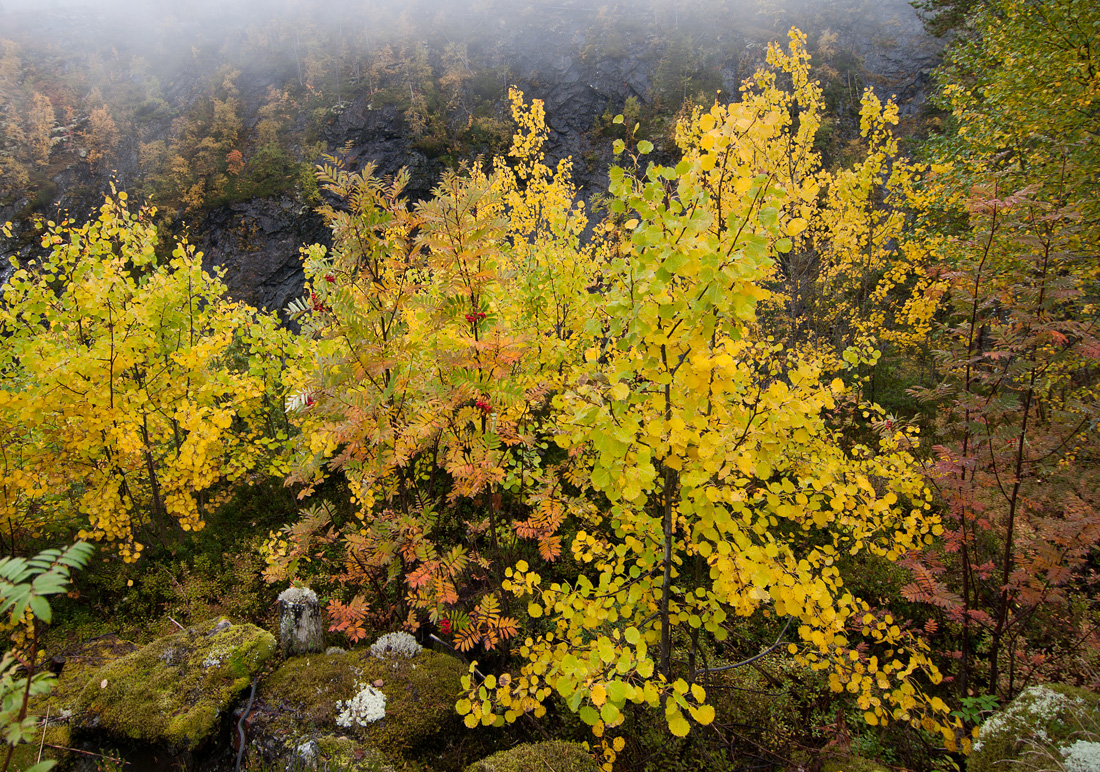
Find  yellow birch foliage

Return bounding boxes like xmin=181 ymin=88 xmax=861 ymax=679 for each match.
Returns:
xmin=673 ymin=30 xmax=933 ymax=360
xmin=458 ymin=31 xmax=956 ymax=763
xmin=0 ymin=192 xmax=293 ymax=559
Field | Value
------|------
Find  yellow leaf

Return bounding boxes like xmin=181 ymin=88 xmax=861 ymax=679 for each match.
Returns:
xmin=667 ymin=710 xmax=691 ymax=737
xmin=785 ymin=217 xmax=808 ymax=236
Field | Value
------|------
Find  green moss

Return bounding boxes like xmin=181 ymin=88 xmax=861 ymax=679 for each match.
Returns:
xmin=314 ymin=734 xmax=397 ymax=772
xmin=821 ymin=756 xmax=892 ymax=772
xmin=10 ymin=635 xmax=138 ymax=770
xmin=262 ymin=647 xmax=465 ymax=758
xmin=74 ymin=617 xmax=275 ymax=750
xmin=8 ymin=722 xmax=71 ymax=771
xmin=969 ymin=684 xmax=1100 ymax=772
xmin=465 ymin=741 xmax=597 ymax=772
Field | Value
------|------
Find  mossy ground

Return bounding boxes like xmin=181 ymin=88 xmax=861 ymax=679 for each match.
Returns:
xmin=821 ymin=757 xmax=893 ymax=772
xmin=8 ymin=635 xmax=138 ymax=770
xmin=247 ymin=651 xmax=466 ymax=769
xmin=310 ymin=734 xmax=397 ymax=772
xmin=464 ymin=741 xmax=596 ymax=772
xmin=73 ymin=618 xmax=275 ymax=751
xmin=257 ymin=646 xmax=465 ymax=758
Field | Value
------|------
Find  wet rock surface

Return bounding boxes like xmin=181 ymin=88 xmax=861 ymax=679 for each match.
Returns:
xmin=196 ymin=195 xmax=327 ymax=322
xmin=71 ymin=616 xmax=275 ymax=752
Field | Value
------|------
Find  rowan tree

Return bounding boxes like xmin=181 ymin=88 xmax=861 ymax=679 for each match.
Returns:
xmin=902 ymin=0 xmax=1100 ymax=701
xmin=264 ymin=89 xmax=597 ymax=643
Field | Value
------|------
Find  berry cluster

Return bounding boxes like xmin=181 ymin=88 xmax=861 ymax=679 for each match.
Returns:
xmin=474 ymin=399 xmax=493 ymax=414
xmin=465 ymin=311 xmax=487 ymax=324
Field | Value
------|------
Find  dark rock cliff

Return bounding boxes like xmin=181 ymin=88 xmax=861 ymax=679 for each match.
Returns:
xmin=1 ymin=0 xmax=942 ymax=323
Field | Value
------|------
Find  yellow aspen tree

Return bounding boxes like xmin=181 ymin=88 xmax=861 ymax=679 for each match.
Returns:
xmin=458 ymin=32 xmax=956 ymax=766
xmin=0 ymin=192 xmax=293 ymax=560
xmin=83 ymin=105 xmax=119 ymax=171
xmin=25 ymin=93 xmax=54 ymax=167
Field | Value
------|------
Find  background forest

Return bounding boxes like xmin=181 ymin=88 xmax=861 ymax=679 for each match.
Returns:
xmin=0 ymin=0 xmax=1098 ymax=771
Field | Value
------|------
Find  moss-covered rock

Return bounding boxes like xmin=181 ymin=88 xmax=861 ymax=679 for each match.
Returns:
xmin=821 ymin=756 xmax=892 ymax=772
xmin=9 ymin=634 xmax=138 ymax=770
xmin=969 ymin=684 xmax=1100 ymax=772
xmin=465 ymin=741 xmax=597 ymax=772
xmin=247 ymin=644 xmax=464 ymax=766
xmin=72 ymin=616 xmax=275 ymax=751
xmin=300 ymin=734 xmax=397 ymax=771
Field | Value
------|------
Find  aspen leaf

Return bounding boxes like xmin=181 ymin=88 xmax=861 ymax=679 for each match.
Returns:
xmin=785 ymin=217 xmax=808 ymax=236
xmin=689 ymin=704 xmax=715 ymax=725
xmin=667 ymin=710 xmax=691 ymax=737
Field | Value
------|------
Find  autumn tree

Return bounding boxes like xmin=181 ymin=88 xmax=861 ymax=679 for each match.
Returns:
xmin=82 ymin=105 xmax=119 ymax=171
xmin=264 ymin=88 xmax=597 ymax=645
xmin=903 ymin=0 xmax=1100 ymax=700
xmin=25 ymin=93 xmax=54 ymax=167
xmin=457 ymin=34 xmax=957 ymax=765
xmin=0 ymin=192 xmax=293 ymax=559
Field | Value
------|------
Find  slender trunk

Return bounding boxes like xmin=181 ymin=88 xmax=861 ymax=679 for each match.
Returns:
xmin=988 ymin=371 xmax=1035 ymax=695
xmin=956 ymin=197 xmax=998 ymax=695
xmin=659 ymin=461 xmax=675 ymax=679
xmin=659 ymin=356 xmax=676 ymax=679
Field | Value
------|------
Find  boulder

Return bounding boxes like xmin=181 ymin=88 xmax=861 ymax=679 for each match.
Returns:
xmin=243 ymin=638 xmax=465 ymax=768
xmin=466 ymin=741 xmax=598 ymax=772
xmin=970 ymin=684 xmax=1100 ymax=772
xmin=73 ymin=616 xmax=275 ymax=751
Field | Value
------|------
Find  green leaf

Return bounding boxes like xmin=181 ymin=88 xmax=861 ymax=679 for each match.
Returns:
xmin=600 ymin=701 xmax=621 ymax=724
xmin=28 ymin=594 xmax=52 ymax=624
xmin=638 ymin=140 xmax=654 ymax=155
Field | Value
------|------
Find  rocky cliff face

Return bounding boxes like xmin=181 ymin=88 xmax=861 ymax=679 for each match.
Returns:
xmin=1 ymin=0 xmax=942 ymax=322
xmin=196 ymin=196 xmax=327 ymax=320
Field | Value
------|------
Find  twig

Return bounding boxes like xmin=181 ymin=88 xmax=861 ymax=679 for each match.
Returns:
xmin=429 ymin=634 xmax=487 ymax=681
xmin=167 ymin=616 xmax=186 ymax=631
xmin=42 ymin=744 xmax=126 ymax=764
xmin=700 ymin=617 xmax=792 ymax=675
xmin=36 ymin=704 xmax=49 ymax=764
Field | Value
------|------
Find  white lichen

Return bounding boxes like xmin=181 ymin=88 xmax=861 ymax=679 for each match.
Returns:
xmin=975 ymin=686 xmax=1085 ymax=753
xmin=370 ymin=631 xmax=421 ymax=660
xmin=278 ymin=585 xmax=318 ymax=605
xmin=202 ymin=647 xmax=227 ymax=669
xmin=1063 ymin=740 xmax=1100 ymax=772
xmin=336 ymin=682 xmax=387 ymax=727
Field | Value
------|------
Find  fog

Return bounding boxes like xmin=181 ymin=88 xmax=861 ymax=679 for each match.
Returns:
xmin=1 ymin=0 xmax=926 ymax=42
